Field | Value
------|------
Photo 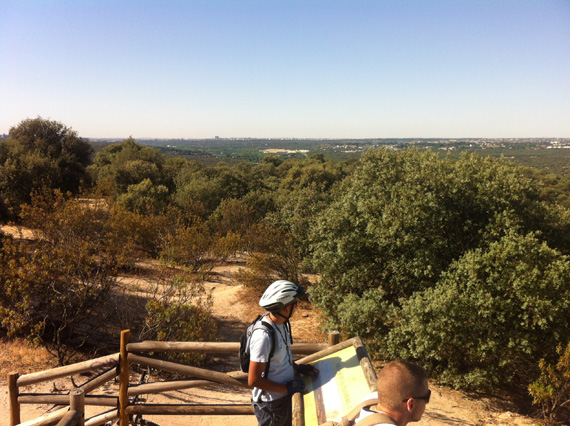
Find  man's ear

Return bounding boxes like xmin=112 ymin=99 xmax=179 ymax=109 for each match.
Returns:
xmin=405 ymin=398 xmax=414 ymax=413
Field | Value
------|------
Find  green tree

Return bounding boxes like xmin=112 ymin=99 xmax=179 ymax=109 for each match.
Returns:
xmin=116 ymin=178 xmax=170 ymax=215
xmin=310 ymin=149 xmax=570 ymax=322
xmin=173 ymin=161 xmax=255 ymax=220
xmin=308 ymin=148 xmax=570 ymax=393
xmin=0 ymin=117 xmax=93 ymax=217
xmin=89 ymin=137 xmax=169 ymax=202
xmin=386 ymin=231 xmax=570 ymax=390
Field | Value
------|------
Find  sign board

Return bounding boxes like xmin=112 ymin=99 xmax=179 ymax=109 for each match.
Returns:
xmin=293 ymin=338 xmax=377 ymax=426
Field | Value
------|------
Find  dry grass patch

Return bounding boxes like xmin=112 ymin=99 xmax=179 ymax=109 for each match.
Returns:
xmin=0 ymin=338 xmax=55 ymax=383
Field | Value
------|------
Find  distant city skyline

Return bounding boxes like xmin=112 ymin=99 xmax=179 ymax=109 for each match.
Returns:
xmin=1 ymin=0 xmax=569 ymax=139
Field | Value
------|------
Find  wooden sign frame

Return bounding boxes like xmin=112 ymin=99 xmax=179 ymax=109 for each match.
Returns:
xmin=293 ymin=337 xmax=377 ymax=426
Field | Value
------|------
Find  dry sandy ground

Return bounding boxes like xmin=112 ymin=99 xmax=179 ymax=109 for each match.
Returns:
xmin=0 ymin=225 xmax=539 ymax=425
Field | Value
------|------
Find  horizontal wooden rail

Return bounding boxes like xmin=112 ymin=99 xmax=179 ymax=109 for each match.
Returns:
xmin=227 ymin=370 xmax=248 ymax=381
xmin=80 ymin=367 xmax=118 ymax=394
xmin=127 ymin=341 xmax=328 ymax=354
xmin=125 ymin=404 xmax=254 ymax=415
xmin=296 ymin=337 xmax=356 ymax=365
xmin=128 ymin=353 xmax=249 ymax=388
xmin=84 ymin=410 xmax=118 ymax=426
xmin=18 ymin=406 xmax=68 ymax=426
xmin=128 ymin=379 xmax=213 ymax=396
xmin=128 ymin=341 xmax=237 ymax=353
xmin=55 ymin=411 xmax=81 ymax=426
xmin=18 ymin=394 xmax=117 ymax=407
xmin=17 ymin=353 xmax=120 ymax=387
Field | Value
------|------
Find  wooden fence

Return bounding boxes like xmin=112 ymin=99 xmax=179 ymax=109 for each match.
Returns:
xmin=8 ymin=329 xmax=338 ymax=426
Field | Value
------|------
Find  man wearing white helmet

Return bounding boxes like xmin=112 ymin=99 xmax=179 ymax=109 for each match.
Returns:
xmin=249 ymin=279 xmax=319 ymax=426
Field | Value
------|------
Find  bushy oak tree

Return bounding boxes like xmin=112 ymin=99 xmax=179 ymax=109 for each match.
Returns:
xmin=308 ymin=148 xmax=570 ymax=391
xmin=387 ymin=230 xmax=570 ymax=390
xmin=0 ymin=117 xmax=93 ymax=218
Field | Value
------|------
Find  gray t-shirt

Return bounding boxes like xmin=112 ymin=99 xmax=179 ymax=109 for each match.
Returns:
xmin=250 ymin=316 xmax=295 ymax=402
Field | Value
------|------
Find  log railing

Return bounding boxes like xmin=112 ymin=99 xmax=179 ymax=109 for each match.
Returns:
xmin=8 ymin=329 xmax=336 ymax=426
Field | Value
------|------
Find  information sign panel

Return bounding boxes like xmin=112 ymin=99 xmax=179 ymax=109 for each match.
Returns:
xmin=294 ymin=338 xmax=377 ymax=426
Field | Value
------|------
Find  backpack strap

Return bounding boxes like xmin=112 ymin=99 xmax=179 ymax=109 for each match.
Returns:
xmin=354 ymin=411 xmax=397 ymax=426
xmin=341 ymin=398 xmax=379 ymax=424
xmin=256 ymin=319 xmax=275 ymax=378
xmin=318 ymin=399 xmax=395 ymax=426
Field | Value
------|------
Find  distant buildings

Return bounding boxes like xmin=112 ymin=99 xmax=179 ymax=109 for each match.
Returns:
xmin=262 ymin=148 xmax=310 ymax=154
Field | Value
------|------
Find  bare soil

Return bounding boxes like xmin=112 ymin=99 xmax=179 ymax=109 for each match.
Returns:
xmin=0 ymin=224 xmax=539 ymax=425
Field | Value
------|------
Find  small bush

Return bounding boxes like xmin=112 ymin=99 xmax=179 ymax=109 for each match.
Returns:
xmin=529 ymin=343 xmax=570 ymax=425
xmin=0 ymin=233 xmax=115 ymax=365
xmin=159 ymin=221 xmax=213 ymax=273
xmin=235 ymin=224 xmax=310 ymax=296
xmin=107 ymin=205 xmax=175 ymax=261
xmin=139 ymin=271 xmax=218 ymax=366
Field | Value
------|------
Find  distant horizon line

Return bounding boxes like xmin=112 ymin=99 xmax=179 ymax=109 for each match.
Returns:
xmin=86 ymin=136 xmax=570 ymax=141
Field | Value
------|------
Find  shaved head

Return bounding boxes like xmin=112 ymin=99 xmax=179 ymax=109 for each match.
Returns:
xmin=376 ymin=361 xmax=428 ymax=411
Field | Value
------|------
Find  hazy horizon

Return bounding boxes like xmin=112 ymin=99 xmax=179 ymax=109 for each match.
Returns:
xmin=1 ymin=0 xmax=569 ymax=140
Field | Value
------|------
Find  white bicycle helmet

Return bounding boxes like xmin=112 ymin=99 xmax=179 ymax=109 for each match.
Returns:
xmin=259 ymin=280 xmax=305 ymax=313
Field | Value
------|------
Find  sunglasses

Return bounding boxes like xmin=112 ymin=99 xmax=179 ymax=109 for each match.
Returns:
xmin=403 ymin=389 xmax=431 ymax=404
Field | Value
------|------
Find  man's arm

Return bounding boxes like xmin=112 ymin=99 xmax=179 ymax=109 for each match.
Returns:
xmin=248 ymin=360 xmax=288 ymax=393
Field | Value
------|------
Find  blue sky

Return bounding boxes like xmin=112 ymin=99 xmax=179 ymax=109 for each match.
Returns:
xmin=1 ymin=0 xmax=569 ymax=139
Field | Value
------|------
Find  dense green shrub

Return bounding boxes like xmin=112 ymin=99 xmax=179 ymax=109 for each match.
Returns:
xmin=308 ymin=148 xmax=570 ymax=392
xmin=89 ymin=137 xmax=170 ymax=202
xmin=386 ymin=231 xmax=570 ymax=390
xmin=116 ymin=178 xmax=170 ymax=215
xmin=309 ymin=149 xmax=564 ymax=311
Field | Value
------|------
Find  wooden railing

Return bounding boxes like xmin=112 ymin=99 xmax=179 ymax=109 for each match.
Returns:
xmin=8 ymin=330 xmax=338 ymax=426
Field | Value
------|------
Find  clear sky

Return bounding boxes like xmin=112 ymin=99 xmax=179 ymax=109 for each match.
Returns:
xmin=1 ymin=0 xmax=569 ymax=139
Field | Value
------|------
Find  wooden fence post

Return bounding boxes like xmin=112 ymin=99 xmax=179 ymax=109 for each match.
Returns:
xmin=9 ymin=372 xmax=20 ymax=426
xmin=70 ymin=388 xmax=85 ymax=426
xmin=328 ymin=331 xmax=340 ymax=347
xmin=119 ymin=329 xmax=131 ymax=426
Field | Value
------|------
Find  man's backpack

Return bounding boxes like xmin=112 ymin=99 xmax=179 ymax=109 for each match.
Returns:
xmin=239 ymin=315 xmax=276 ymax=378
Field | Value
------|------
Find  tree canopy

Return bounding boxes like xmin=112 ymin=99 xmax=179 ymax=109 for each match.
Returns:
xmin=0 ymin=117 xmax=93 ymax=218
xmin=308 ymin=148 xmax=570 ymax=389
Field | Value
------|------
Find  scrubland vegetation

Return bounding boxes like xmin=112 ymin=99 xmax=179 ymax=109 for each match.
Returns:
xmin=1 ymin=117 xmax=570 ymax=424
